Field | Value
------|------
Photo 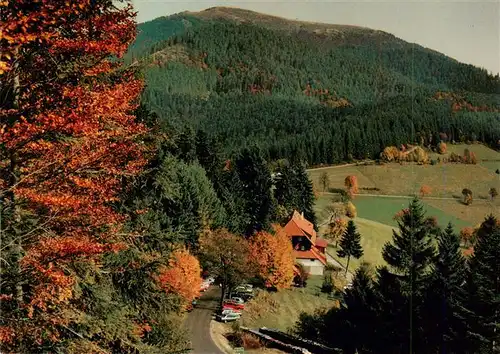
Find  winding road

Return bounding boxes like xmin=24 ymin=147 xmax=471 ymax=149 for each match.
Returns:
xmin=185 ymin=286 xmax=224 ymax=354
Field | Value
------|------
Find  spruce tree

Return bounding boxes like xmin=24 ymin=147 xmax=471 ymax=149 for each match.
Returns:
xmin=378 ymin=197 xmax=436 ymax=353
xmin=340 ymin=263 xmax=383 ymax=354
xmin=465 ymin=215 xmax=500 ymax=353
xmin=294 ymin=163 xmax=318 ymax=228
xmin=337 ymin=220 xmax=364 ymax=276
xmin=235 ymin=147 xmax=274 ymax=236
xmin=424 ymin=223 xmax=468 ymax=353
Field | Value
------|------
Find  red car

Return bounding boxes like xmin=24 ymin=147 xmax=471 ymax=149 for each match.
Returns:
xmin=222 ymin=302 xmax=244 ymax=311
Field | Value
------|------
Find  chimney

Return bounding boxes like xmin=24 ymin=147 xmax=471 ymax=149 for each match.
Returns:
xmin=301 ymin=211 xmax=304 ymax=219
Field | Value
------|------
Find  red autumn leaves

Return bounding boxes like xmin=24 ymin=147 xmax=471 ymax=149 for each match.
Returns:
xmin=1 ymin=0 xmax=147 ymax=346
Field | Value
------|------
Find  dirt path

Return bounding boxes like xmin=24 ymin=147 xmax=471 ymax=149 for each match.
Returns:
xmin=185 ymin=286 xmax=224 ymax=354
xmin=306 ymin=160 xmax=374 ymax=172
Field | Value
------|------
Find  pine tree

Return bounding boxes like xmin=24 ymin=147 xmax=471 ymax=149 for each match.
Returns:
xmin=379 ymin=197 xmax=436 ymax=353
xmin=465 ymin=215 xmax=500 ymax=353
xmin=340 ymin=263 xmax=383 ymax=354
xmin=295 ymin=163 xmax=318 ymax=228
xmin=337 ymin=220 xmax=364 ymax=276
xmin=235 ymin=147 xmax=274 ymax=235
xmin=424 ymin=223 xmax=468 ymax=353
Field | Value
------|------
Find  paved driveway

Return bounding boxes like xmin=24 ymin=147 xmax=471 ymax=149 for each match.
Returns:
xmin=185 ymin=286 xmax=224 ymax=354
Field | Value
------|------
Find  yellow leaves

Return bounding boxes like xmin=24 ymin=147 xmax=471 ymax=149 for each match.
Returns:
xmin=0 ymin=61 xmax=8 ymax=75
xmin=248 ymin=227 xmax=295 ymax=290
xmin=156 ymin=249 xmax=202 ymax=305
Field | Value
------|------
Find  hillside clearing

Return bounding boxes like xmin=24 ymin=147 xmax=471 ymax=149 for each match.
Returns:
xmin=353 ymin=196 xmax=473 ymax=229
xmin=323 ymin=217 xmax=395 ymax=271
xmin=239 ymin=287 xmax=336 ymax=332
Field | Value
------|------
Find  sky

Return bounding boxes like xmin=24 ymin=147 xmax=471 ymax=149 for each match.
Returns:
xmin=132 ymin=0 xmax=500 ymax=75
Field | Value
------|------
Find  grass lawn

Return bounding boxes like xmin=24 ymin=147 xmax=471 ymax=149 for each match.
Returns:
xmin=314 ymin=195 xmax=475 ymax=272
xmin=326 ymin=216 xmax=396 ymax=271
xmin=353 ymin=196 xmax=472 ymax=229
xmin=308 ymin=165 xmax=376 ymax=192
xmin=239 ymin=286 xmax=336 ymax=332
xmin=308 ymin=143 xmax=499 ymax=200
xmin=424 ymin=198 xmax=499 ymax=227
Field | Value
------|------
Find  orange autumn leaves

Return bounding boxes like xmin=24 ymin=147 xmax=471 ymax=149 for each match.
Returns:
xmin=248 ymin=226 xmax=295 ymax=290
xmin=1 ymin=0 xmax=147 ymax=348
xmin=156 ymin=249 xmax=202 ymax=305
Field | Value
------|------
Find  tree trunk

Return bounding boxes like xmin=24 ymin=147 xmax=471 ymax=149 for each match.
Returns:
xmin=345 ymin=255 xmax=350 ymax=277
xmin=10 ymin=47 xmax=23 ymax=305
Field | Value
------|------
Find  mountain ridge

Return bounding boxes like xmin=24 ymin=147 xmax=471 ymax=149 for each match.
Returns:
xmin=131 ymin=6 xmax=499 ymax=165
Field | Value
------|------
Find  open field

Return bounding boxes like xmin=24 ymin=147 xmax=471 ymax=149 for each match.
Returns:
xmin=309 ymin=143 xmax=500 ymax=227
xmin=325 ymin=217 xmax=396 ymax=271
xmin=308 ymin=165 xmax=376 ymax=192
xmin=239 ymin=285 xmax=336 ymax=332
xmin=425 ymin=198 xmax=499 ymax=226
xmin=314 ymin=193 xmax=483 ymax=272
xmin=353 ymin=195 xmax=473 ymax=229
xmin=431 ymin=143 xmax=500 ymax=173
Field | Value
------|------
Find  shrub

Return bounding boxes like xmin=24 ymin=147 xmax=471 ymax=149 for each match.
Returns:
xmin=293 ymin=263 xmax=310 ymax=288
xmin=344 ymin=175 xmax=359 ymax=196
xmin=241 ymin=333 xmax=262 ymax=349
xmin=449 ymin=152 xmax=462 ymax=163
xmin=438 ymin=142 xmax=447 ymax=154
xmin=462 ymin=188 xmax=473 ymax=205
xmin=380 ymin=146 xmax=400 ymax=162
xmin=419 ymin=185 xmax=432 ymax=198
xmin=460 ymin=227 xmax=475 ymax=248
xmin=345 ymin=202 xmax=357 ymax=218
xmin=321 ymin=272 xmax=334 ymax=293
xmin=489 ymin=187 xmax=498 ymax=200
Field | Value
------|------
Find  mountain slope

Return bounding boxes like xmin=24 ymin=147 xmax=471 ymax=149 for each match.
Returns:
xmin=131 ymin=7 xmax=500 ymax=164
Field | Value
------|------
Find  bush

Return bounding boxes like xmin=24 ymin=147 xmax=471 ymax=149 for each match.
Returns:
xmin=294 ymin=263 xmax=310 ymax=288
xmin=241 ymin=333 xmax=262 ymax=349
xmin=462 ymin=188 xmax=473 ymax=205
xmin=321 ymin=273 xmax=334 ymax=294
xmin=345 ymin=202 xmax=357 ymax=218
xmin=438 ymin=142 xmax=447 ymax=154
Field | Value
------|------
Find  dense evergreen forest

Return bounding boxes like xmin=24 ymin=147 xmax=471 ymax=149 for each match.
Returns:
xmin=130 ymin=8 xmax=500 ymax=164
xmin=294 ymin=200 xmax=500 ymax=354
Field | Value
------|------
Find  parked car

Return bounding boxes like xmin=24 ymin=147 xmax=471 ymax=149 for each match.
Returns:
xmin=233 ymin=292 xmax=253 ymax=301
xmin=343 ymin=282 xmax=353 ymax=291
xmin=222 ymin=302 xmax=245 ymax=311
xmin=200 ymin=282 xmax=210 ymax=292
xmin=224 ymin=298 xmax=245 ymax=306
xmin=228 ymin=297 xmax=244 ymax=304
xmin=215 ymin=312 xmax=241 ymax=323
xmin=234 ymin=284 xmax=253 ymax=293
xmin=220 ymin=308 xmax=241 ymax=316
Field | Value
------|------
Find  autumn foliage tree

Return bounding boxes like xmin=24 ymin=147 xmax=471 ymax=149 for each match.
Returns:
xmin=248 ymin=226 xmax=295 ymax=290
xmin=324 ymin=218 xmax=347 ymax=247
xmin=198 ymin=228 xmax=251 ymax=307
xmin=437 ymin=142 xmax=447 ymax=154
xmin=156 ymin=249 xmax=202 ymax=306
xmin=489 ymin=187 xmax=498 ymax=200
xmin=459 ymin=227 xmax=475 ymax=248
xmin=344 ymin=175 xmax=359 ymax=198
xmin=462 ymin=188 xmax=473 ymax=205
xmin=420 ymin=185 xmax=432 ymax=198
xmin=380 ymin=146 xmax=400 ymax=162
xmin=0 ymin=1 xmax=148 ymax=351
xmin=345 ymin=201 xmax=357 ymax=218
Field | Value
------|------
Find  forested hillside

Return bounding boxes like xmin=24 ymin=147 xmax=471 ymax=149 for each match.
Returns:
xmin=130 ymin=7 xmax=499 ymax=165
